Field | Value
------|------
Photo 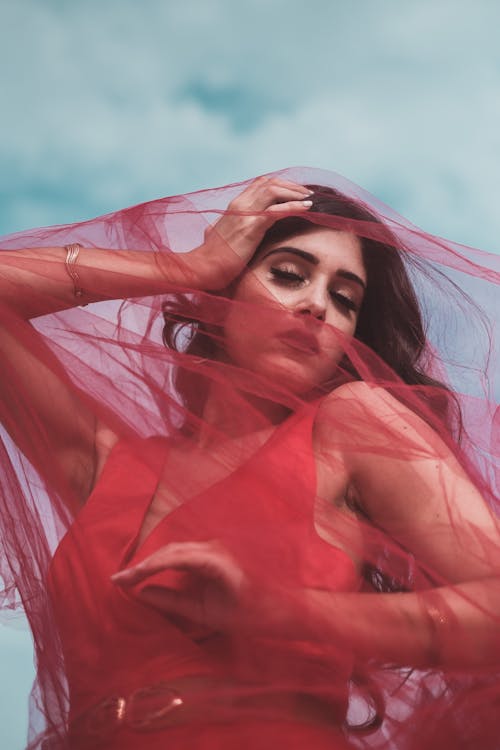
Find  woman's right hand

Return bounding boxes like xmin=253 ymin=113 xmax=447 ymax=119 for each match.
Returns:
xmin=186 ymin=176 xmax=313 ymax=291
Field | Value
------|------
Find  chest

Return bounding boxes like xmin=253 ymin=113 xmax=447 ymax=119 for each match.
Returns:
xmin=137 ymin=433 xmax=365 ymax=573
xmin=135 ymin=430 xmax=276 ymax=548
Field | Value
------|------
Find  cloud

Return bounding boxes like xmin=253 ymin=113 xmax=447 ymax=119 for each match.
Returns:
xmin=1 ymin=0 xmax=500 ymax=252
xmin=1 ymin=2 xmax=500 ymax=746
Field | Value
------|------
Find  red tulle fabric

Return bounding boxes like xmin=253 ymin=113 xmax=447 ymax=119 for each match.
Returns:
xmin=0 ymin=167 xmax=499 ymax=749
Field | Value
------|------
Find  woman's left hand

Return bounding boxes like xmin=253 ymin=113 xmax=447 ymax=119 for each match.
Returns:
xmin=111 ymin=541 xmax=260 ymax=632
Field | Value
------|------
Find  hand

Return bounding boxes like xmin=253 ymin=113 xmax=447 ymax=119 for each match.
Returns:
xmin=111 ymin=541 xmax=255 ymax=632
xmin=186 ymin=177 xmax=313 ymax=291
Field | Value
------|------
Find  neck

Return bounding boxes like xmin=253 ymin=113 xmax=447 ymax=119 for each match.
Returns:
xmin=195 ymin=380 xmax=292 ymax=448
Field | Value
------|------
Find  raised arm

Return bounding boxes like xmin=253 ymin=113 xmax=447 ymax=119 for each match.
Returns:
xmin=0 ymin=245 xmax=206 ymax=506
xmin=0 ymin=246 xmax=204 ymax=319
xmin=0 ymin=178 xmax=313 ymax=320
xmin=0 ymin=178 xmax=313 ymax=506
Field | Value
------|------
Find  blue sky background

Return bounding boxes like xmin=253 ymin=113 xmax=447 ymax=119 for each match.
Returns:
xmin=1 ymin=0 xmax=500 ymax=747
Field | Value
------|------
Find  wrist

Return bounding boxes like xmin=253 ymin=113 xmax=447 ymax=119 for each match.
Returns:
xmin=183 ymin=244 xmax=240 ymax=292
xmin=153 ymin=248 xmax=208 ymax=292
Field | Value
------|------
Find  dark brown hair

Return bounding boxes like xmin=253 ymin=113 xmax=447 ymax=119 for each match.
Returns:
xmin=162 ymin=184 xmax=461 ymax=436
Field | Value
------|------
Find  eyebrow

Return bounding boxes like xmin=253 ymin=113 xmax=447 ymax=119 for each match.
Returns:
xmin=262 ymin=246 xmax=367 ymax=291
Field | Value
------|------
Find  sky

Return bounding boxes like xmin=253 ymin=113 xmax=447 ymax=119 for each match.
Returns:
xmin=1 ymin=0 xmax=500 ymax=747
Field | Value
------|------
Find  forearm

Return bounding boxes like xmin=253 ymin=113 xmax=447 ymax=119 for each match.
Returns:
xmin=0 ymin=245 xmax=203 ymax=319
xmin=305 ymin=578 xmax=500 ymax=669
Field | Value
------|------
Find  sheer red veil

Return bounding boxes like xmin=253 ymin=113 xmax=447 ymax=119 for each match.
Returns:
xmin=0 ymin=167 xmax=499 ymax=749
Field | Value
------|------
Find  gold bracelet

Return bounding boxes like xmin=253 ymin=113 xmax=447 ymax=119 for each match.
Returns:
xmin=424 ymin=594 xmax=449 ymax=667
xmin=64 ymin=243 xmax=85 ymax=301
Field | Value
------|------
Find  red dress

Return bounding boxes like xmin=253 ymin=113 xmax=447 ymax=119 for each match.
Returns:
xmin=1 ymin=167 xmax=498 ymax=749
xmin=47 ymin=404 xmax=358 ymax=749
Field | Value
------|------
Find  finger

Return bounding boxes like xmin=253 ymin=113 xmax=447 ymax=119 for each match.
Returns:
xmin=113 ymin=556 xmax=242 ymax=592
xmin=267 ymin=178 xmax=312 ymax=194
xmin=266 ymin=199 xmax=313 ymax=214
xmin=234 ymin=178 xmax=311 ymax=207
xmin=122 ymin=542 xmax=237 ymax=579
xmin=229 ymin=189 xmax=313 ymax=214
xmin=249 ymin=176 xmax=311 ymax=193
xmin=112 ymin=545 xmax=243 ymax=589
xmin=111 ymin=549 xmax=189 ymax=585
xmin=111 ymin=552 xmax=197 ymax=586
xmin=265 ymin=185 xmax=314 ymax=203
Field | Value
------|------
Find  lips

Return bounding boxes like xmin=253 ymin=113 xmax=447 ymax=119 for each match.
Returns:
xmin=277 ymin=328 xmax=320 ymax=354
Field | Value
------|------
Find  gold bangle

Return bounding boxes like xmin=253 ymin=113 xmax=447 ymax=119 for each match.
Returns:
xmin=424 ymin=594 xmax=449 ymax=667
xmin=64 ymin=243 xmax=86 ymax=301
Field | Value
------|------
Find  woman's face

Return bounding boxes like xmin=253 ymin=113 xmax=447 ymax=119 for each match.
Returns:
xmin=222 ymin=226 xmax=367 ymax=394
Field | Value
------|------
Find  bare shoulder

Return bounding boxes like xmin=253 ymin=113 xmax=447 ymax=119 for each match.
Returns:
xmin=315 ymin=381 xmax=396 ymax=442
xmin=319 ymin=380 xmax=413 ymax=414
xmin=313 ymin=382 xmax=499 ymax=582
xmin=318 ymin=381 xmax=391 ymax=414
xmin=316 ymin=381 xmax=445 ymax=456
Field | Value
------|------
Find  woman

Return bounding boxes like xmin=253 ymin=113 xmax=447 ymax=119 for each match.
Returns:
xmin=0 ymin=169 xmax=499 ymax=749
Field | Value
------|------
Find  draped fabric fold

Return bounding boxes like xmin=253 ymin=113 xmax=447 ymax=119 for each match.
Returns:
xmin=0 ymin=167 xmax=499 ymax=749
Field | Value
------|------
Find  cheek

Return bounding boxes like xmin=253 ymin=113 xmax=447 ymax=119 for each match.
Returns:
xmin=324 ymin=311 xmax=358 ymax=346
xmin=223 ymin=276 xmax=284 ymax=357
xmin=233 ymin=272 xmax=277 ymax=307
xmin=222 ymin=301 xmax=262 ymax=364
xmin=317 ymin=321 xmax=356 ymax=372
xmin=222 ymin=303 xmax=278 ymax=364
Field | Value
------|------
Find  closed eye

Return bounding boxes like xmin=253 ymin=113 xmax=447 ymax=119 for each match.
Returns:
xmin=271 ymin=267 xmax=359 ymax=312
xmin=270 ymin=267 xmax=305 ymax=285
xmin=330 ymin=291 xmax=358 ymax=312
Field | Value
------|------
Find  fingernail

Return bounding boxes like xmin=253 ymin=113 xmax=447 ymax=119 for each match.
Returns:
xmin=302 ymin=200 xmax=313 ymax=207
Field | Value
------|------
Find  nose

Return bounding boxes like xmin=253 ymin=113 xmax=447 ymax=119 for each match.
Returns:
xmin=294 ymin=284 xmax=327 ymax=321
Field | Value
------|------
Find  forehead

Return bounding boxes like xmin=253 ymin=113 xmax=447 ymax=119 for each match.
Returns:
xmin=259 ymin=226 xmax=366 ymax=280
